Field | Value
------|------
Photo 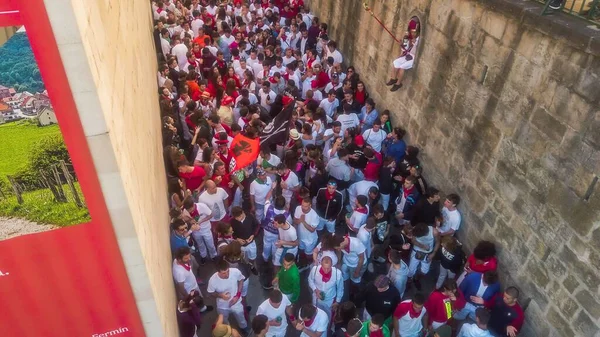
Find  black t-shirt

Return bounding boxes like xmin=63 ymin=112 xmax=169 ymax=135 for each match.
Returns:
xmin=364 ymin=285 xmax=401 ymax=319
xmin=346 ymin=143 xmax=367 ymax=169
xmin=230 ymin=215 xmax=258 ymax=241
xmin=410 ymin=199 xmax=441 ymax=226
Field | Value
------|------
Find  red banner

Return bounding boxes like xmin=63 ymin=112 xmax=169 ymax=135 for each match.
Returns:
xmin=229 ymin=133 xmax=260 ymax=172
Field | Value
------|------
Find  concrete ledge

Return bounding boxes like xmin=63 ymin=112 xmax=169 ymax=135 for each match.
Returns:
xmin=475 ymin=0 xmax=600 ymax=56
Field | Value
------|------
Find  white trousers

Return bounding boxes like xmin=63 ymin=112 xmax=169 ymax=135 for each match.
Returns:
xmin=191 ymin=228 xmax=217 ymax=259
xmin=436 ymin=266 xmax=456 ymax=289
xmin=312 ymin=293 xmax=335 ymax=325
xmin=218 ymin=300 xmax=248 ymax=329
xmin=241 ymin=240 xmax=257 ymax=261
xmin=262 ymin=231 xmax=279 ymax=261
xmin=408 ymin=250 xmax=431 ymax=277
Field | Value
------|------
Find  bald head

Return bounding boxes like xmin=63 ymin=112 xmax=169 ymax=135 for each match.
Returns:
xmin=205 ymin=180 xmax=217 ymax=193
xmin=320 ymin=256 xmax=332 ymax=273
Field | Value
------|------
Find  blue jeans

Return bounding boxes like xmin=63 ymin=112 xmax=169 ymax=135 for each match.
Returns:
xmin=317 ymin=217 xmax=336 ymax=233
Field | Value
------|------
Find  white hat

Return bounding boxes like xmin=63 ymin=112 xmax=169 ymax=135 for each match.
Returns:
xmin=289 ymin=129 xmax=300 ymax=140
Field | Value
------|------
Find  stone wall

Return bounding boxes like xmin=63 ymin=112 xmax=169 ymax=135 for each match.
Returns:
xmin=45 ymin=0 xmax=177 ymax=336
xmin=308 ymin=0 xmax=600 ymax=336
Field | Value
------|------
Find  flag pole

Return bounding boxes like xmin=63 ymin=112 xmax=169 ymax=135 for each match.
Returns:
xmin=362 ymin=2 xmax=401 ymax=44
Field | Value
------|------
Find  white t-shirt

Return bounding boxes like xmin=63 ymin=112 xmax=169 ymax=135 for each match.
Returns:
xmin=319 ymin=98 xmax=339 ymax=118
xmin=327 ymin=49 xmax=343 ymax=64
xmin=315 ymin=243 xmax=339 ymax=266
xmin=342 ymin=237 xmax=366 ymax=267
xmin=362 ymin=128 xmax=387 ymax=153
xmin=300 ymin=307 xmax=329 ymax=337
xmin=279 ymin=224 xmax=298 ymax=246
xmin=256 ymin=296 xmax=292 ymax=336
xmin=348 ymin=209 xmax=368 ymax=232
xmin=207 ymin=268 xmax=245 ymax=310
xmin=348 ymin=180 xmax=378 ymax=208
xmin=294 ymin=207 xmax=319 ymax=245
xmin=194 ymin=202 xmax=213 ymax=230
xmin=257 ymin=154 xmax=282 ymax=181
xmin=336 ymin=113 xmax=359 ymax=134
xmin=172 ymin=259 xmax=199 ymax=295
xmin=357 ymin=226 xmax=373 ymax=259
xmin=250 ymin=177 xmax=273 ymax=205
xmin=281 ymin=171 xmax=300 ymax=201
xmin=198 ymin=188 xmax=229 ymax=221
xmin=322 ymin=128 xmax=341 ymax=155
xmin=172 ymin=43 xmax=189 ymax=71
xmin=440 ymin=207 xmax=461 ymax=234
xmin=259 ymin=89 xmax=277 ymax=110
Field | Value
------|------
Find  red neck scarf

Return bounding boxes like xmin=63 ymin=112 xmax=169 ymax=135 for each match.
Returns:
xmin=319 ymin=266 xmax=332 ymax=282
xmin=188 ymin=59 xmax=196 ymax=66
xmin=355 ymin=207 xmax=368 ymax=214
xmin=281 ymin=169 xmax=291 ymax=182
xmin=344 ymin=235 xmax=351 ymax=253
xmin=304 ymin=315 xmax=316 ymax=327
xmin=157 ymin=7 xmax=164 ymax=13
xmin=408 ymin=303 xmax=422 ymax=318
xmin=325 ymin=190 xmax=336 ymax=201
xmin=403 ymin=185 xmax=415 ymax=199
xmin=178 ymin=261 xmax=191 ymax=271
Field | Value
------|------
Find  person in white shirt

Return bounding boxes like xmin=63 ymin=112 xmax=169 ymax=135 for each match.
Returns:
xmin=322 ymin=121 xmax=342 ymax=156
xmin=336 ymin=107 xmax=359 ymax=135
xmin=257 ymin=148 xmax=282 ymax=182
xmin=347 ymin=180 xmax=379 ymax=211
xmin=324 ymin=74 xmax=342 ymax=93
xmin=183 ymin=197 xmax=217 ymax=261
xmin=294 ymin=197 xmax=320 ymax=259
xmin=179 ymin=21 xmax=194 ymax=39
xmin=277 ymin=163 xmax=300 ymax=207
xmin=334 ymin=235 xmax=366 ymax=284
xmin=440 ymin=194 xmax=461 ymax=236
xmin=326 ymin=40 xmax=343 ymax=64
xmin=308 ymin=257 xmax=344 ymax=323
xmin=457 ymin=308 xmax=494 ymax=337
xmin=258 ymin=82 xmax=277 ymax=111
xmin=190 ymin=11 xmax=204 ymax=37
xmin=172 ymin=247 xmax=201 ymax=298
xmin=294 ymin=304 xmax=329 ymax=337
xmin=362 ymin=119 xmax=387 ymax=153
xmin=272 ymin=213 xmax=298 ymax=270
xmin=250 ymin=168 xmax=275 ymax=222
xmin=159 ymin=28 xmax=171 ymax=59
xmin=207 ymin=260 xmax=248 ymax=333
xmin=197 ymin=180 xmax=229 ymax=223
xmin=256 ymin=290 xmax=293 ymax=337
xmin=282 ymin=48 xmax=295 ymax=66
xmin=346 ymin=195 xmax=370 ymax=233
xmin=171 ymin=38 xmax=189 ymax=71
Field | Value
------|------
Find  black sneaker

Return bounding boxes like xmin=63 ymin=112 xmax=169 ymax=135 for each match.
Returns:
xmin=549 ymin=0 xmax=563 ymax=9
xmin=245 ymin=305 xmax=252 ymax=313
xmin=386 ymin=78 xmax=397 ymax=86
xmin=262 ymin=283 xmax=274 ymax=290
xmin=250 ymin=265 xmax=259 ymax=275
xmin=391 ymin=83 xmax=403 ymax=92
xmin=199 ymin=305 xmax=214 ymax=313
xmin=199 ymin=257 xmax=206 ymax=266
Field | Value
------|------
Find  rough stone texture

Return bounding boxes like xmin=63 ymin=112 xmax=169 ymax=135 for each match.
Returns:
xmin=309 ymin=0 xmax=600 ymax=335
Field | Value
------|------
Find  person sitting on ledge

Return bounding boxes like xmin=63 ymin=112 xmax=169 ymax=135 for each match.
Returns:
xmin=386 ymin=20 xmax=420 ymax=92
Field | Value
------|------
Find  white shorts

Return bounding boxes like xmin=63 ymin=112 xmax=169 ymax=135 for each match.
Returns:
xmin=241 ymin=240 xmax=257 ymax=261
xmin=273 ymin=246 xmax=298 ymax=266
xmin=342 ymin=263 xmax=364 ymax=283
xmin=299 ymin=239 xmax=318 ymax=255
xmin=393 ymin=56 xmax=414 ymax=70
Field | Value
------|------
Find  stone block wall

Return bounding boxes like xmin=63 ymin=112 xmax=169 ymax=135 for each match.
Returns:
xmin=308 ymin=0 xmax=600 ymax=336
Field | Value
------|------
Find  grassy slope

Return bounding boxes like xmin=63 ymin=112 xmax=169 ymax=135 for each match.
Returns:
xmin=0 ymin=183 xmax=90 ymax=226
xmin=0 ymin=122 xmax=89 ymax=226
xmin=0 ymin=121 xmax=60 ymax=176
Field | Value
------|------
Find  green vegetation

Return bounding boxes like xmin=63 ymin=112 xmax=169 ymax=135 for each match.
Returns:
xmin=0 ymin=121 xmax=60 ymax=177
xmin=0 ymin=32 xmax=45 ymax=93
xmin=0 ymin=183 xmax=90 ymax=226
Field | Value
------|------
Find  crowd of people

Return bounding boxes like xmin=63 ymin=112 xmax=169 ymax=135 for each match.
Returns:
xmin=153 ymin=1 xmax=526 ymax=337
